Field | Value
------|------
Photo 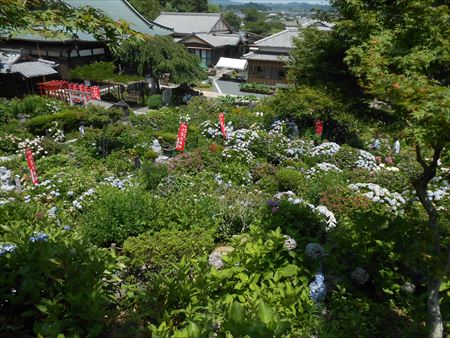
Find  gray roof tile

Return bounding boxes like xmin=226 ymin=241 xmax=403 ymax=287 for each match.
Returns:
xmin=155 ymin=12 xmax=222 ymax=35
xmin=10 ymin=61 xmax=58 ymax=78
xmin=243 ymin=53 xmax=288 ymax=62
xmin=182 ymin=33 xmax=241 ymax=48
xmin=254 ymin=28 xmax=299 ymax=49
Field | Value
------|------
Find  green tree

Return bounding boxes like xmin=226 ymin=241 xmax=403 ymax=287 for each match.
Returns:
xmin=115 ymin=36 xmax=206 ymax=91
xmin=288 ymin=28 xmax=366 ymax=106
xmin=223 ymin=11 xmax=241 ymax=31
xmin=243 ymin=8 xmax=264 ymax=23
xmin=243 ymin=8 xmax=271 ymax=36
xmin=331 ymin=0 xmax=450 ymax=336
xmin=169 ymin=0 xmax=208 ymax=12
xmin=129 ymin=0 xmax=160 ymax=20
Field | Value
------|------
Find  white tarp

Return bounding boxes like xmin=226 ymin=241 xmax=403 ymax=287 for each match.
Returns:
xmin=215 ymin=57 xmax=248 ymax=71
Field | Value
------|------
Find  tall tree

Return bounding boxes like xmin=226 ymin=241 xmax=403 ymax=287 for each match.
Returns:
xmin=223 ymin=11 xmax=241 ymax=31
xmin=330 ymin=1 xmax=450 ymax=337
xmin=115 ymin=36 xmax=206 ymax=91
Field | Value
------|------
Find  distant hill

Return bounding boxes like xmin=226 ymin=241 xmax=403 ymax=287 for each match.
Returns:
xmin=211 ymin=1 xmax=332 ymax=11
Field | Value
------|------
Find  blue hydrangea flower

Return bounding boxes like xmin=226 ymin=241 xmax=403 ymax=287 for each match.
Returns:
xmin=309 ymin=272 xmax=326 ymax=303
xmin=63 ymin=225 xmax=72 ymax=231
xmin=0 ymin=243 xmax=17 ymax=256
xmin=29 ymin=231 xmax=49 ymax=243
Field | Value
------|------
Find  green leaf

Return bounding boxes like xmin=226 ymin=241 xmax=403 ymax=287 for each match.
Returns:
xmin=228 ymin=301 xmax=244 ymax=324
xmin=257 ymin=301 xmax=274 ymax=325
xmin=36 ymin=304 xmax=49 ymax=314
xmin=278 ymin=264 xmax=299 ymax=278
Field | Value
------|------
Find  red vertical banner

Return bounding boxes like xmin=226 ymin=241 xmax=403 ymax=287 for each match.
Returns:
xmin=25 ymin=148 xmax=39 ymax=185
xmin=219 ymin=112 xmax=227 ymax=139
xmin=315 ymin=119 xmax=323 ymax=137
xmin=176 ymin=122 xmax=188 ymax=151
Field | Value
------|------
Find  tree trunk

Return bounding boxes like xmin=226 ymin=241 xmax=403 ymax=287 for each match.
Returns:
xmin=412 ymin=145 xmax=446 ymax=338
xmin=427 ymin=277 xmax=443 ymax=338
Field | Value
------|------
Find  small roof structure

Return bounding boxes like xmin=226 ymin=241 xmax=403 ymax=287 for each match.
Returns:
xmin=216 ymin=57 xmax=248 ymax=70
xmin=253 ymin=28 xmax=299 ymax=49
xmin=243 ymin=53 xmax=289 ymax=62
xmin=11 ymin=61 xmax=58 ymax=78
xmin=0 ymin=49 xmax=58 ymax=78
xmin=155 ymin=12 xmax=230 ymax=35
xmin=178 ymin=33 xmax=242 ymax=48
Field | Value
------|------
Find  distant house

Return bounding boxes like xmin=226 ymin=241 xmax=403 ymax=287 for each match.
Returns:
xmin=0 ymin=49 xmax=59 ymax=98
xmin=1 ymin=0 xmax=172 ymax=79
xmin=155 ymin=12 xmax=245 ymax=67
xmin=243 ymin=28 xmax=298 ymax=85
xmin=296 ymin=17 xmax=335 ymax=31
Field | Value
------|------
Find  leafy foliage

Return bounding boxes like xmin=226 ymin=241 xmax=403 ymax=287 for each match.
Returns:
xmin=69 ymin=62 xmax=143 ymax=83
xmin=115 ymin=36 xmax=206 ymax=89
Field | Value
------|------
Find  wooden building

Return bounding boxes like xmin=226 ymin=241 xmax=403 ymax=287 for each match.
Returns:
xmin=243 ymin=28 xmax=299 ymax=85
xmin=155 ymin=12 xmax=245 ymax=67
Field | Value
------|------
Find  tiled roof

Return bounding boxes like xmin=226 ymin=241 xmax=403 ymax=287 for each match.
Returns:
xmin=243 ymin=52 xmax=288 ymax=62
xmin=11 ymin=61 xmax=58 ymax=78
xmin=66 ymin=0 xmax=172 ymax=35
xmin=184 ymin=33 xmax=241 ymax=48
xmin=155 ymin=12 xmax=222 ymax=35
xmin=10 ymin=30 xmax=98 ymax=42
xmin=253 ymin=28 xmax=299 ymax=49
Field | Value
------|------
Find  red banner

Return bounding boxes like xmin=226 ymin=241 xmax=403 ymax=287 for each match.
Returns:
xmin=176 ymin=123 xmax=188 ymax=151
xmin=315 ymin=120 xmax=323 ymax=137
xmin=219 ymin=112 xmax=227 ymax=139
xmin=25 ymin=148 xmax=39 ymax=185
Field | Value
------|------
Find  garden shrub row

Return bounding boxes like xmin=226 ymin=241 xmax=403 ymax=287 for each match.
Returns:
xmin=240 ymin=82 xmax=274 ymax=94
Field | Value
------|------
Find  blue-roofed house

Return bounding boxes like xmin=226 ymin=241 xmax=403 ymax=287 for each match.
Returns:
xmin=1 ymin=0 xmax=172 ymax=79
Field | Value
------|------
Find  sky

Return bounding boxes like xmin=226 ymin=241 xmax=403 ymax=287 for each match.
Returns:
xmin=234 ymin=0 xmax=330 ymax=3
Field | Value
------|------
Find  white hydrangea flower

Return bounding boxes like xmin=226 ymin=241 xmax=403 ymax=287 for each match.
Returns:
xmin=283 ymin=235 xmax=297 ymax=251
xmin=311 ymin=142 xmax=341 ymax=157
xmin=306 ymin=162 xmax=341 ymax=178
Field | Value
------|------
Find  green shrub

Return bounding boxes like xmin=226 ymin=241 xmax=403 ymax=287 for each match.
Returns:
xmin=104 ymin=150 xmax=134 ymax=174
xmin=0 ymin=223 xmax=119 ymax=337
xmin=26 ymin=110 xmax=83 ymax=134
xmin=141 ymin=162 xmax=169 ymax=190
xmin=81 ymin=124 xmax=136 ymax=158
xmin=123 ymin=228 xmax=216 ymax=276
xmin=143 ymin=150 xmax=158 ymax=161
xmin=81 ymin=186 xmax=156 ymax=246
xmin=275 ymin=168 xmax=304 ymax=193
xmin=332 ymin=144 xmax=359 ymax=169
xmin=240 ymin=82 xmax=274 ymax=94
xmin=146 ymin=226 xmax=318 ymax=337
xmin=152 ymin=131 xmax=177 ymax=144
xmin=146 ymin=94 xmax=164 ymax=109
